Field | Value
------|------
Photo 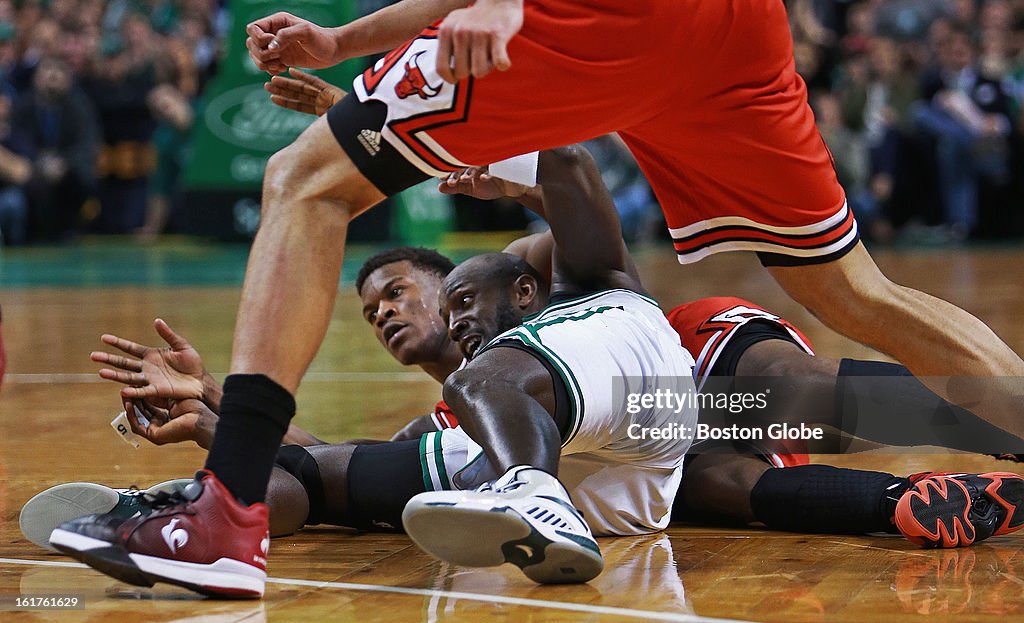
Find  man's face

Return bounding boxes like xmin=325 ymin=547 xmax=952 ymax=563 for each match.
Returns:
xmin=440 ymin=261 xmax=524 ymax=361
xmin=360 ymin=261 xmax=450 ymax=366
xmin=34 ymin=59 xmax=70 ymax=98
xmin=940 ymin=32 xmax=974 ymax=72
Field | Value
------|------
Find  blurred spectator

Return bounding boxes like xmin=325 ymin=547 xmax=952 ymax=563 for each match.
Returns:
xmin=874 ymin=0 xmax=952 ymax=40
xmin=812 ymin=91 xmax=878 ymax=234
xmin=914 ymin=23 xmax=1015 ymax=238
xmin=13 ymin=56 xmax=99 ymax=241
xmin=0 ymin=20 xmax=16 ymax=86
xmin=142 ymin=81 xmax=194 ymax=239
xmin=9 ymin=16 xmax=62 ymax=93
xmin=0 ymin=90 xmax=31 ymax=245
xmin=837 ymin=37 xmax=921 ymax=240
xmin=0 ymin=0 xmax=225 ymax=244
xmin=85 ymin=30 xmax=159 ymax=234
xmin=792 ymin=0 xmax=1024 ymax=244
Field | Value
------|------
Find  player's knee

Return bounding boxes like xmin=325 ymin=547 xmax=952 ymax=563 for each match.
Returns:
xmin=267 ymin=465 xmax=311 ymax=536
xmin=262 ymin=145 xmax=359 ymax=220
xmin=262 ymin=149 xmax=297 ymax=205
xmin=262 ymin=147 xmax=306 ymax=202
xmin=274 ymin=445 xmax=327 ymax=526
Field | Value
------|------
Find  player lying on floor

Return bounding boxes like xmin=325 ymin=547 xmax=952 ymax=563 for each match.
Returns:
xmin=264 ymin=67 xmax=1024 ymax=462
xmin=36 ymin=148 xmax=1023 ymax=577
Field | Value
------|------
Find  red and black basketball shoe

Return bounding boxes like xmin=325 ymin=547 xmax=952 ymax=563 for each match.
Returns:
xmin=49 ymin=470 xmax=269 ymax=598
xmin=895 ymin=472 xmax=1024 ymax=548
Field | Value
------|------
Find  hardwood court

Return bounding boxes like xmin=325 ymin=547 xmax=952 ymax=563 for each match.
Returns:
xmin=1 ymin=243 xmax=1023 ymax=622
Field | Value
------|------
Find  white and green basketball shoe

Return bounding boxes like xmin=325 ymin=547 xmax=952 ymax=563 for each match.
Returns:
xmin=402 ymin=465 xmax=604 ymax=584
xmin=20 ymin=478 xmax=192 ymax=551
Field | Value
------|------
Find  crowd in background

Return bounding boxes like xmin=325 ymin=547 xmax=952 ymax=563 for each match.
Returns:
xmin=1 ymin=0 xmax=1023 ymax=246
xmin=597 ymin=0 xmax=1024 ymax=244
xmin=789 ymin=0 xmax=1024 ymax=243
xmin=0 ymin=0 xmax=224 ymax=245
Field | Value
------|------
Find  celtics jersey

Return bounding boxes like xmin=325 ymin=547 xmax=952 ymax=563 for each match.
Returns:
xmin=477 ymin=289 xmax=698 ymax=469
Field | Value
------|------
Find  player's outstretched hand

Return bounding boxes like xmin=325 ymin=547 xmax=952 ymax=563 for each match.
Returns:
xmin=265 ymin=68 xmax=346 ymax=116
xmin=438 ymin=167 xmax=531 ymax=200
xmin=91 ymin=319 xmax=207 ymax=406
xmin=246 ymin=12 xmax=340 ymax=75
xmin=128 ymin=399 xmax=217 ymax=450
xmin=436 ymin=0 xmax=523 ymax=83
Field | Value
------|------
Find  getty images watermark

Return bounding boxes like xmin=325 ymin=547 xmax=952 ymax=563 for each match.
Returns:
xmin=615 ymin=375 xmax=1024 ymax=455
xmin=621 ymin=384 xmax=825 ymax=442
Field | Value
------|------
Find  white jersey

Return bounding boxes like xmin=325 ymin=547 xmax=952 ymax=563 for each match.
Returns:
xmin=421 ymin=289 xmax=699 ymax=536
xmin=481 ymin=288 xmax=697 ymax=467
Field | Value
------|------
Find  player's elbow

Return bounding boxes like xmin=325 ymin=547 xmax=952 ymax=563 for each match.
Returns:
xmin=442 ymin=369 xmax=481 ymax=410
xmin=443 ymin=370 xmax=514 ymax=415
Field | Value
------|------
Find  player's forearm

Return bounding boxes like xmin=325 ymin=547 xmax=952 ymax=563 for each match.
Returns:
xmin=332 ymin=0 xmax=472 ymax=61
xmin=536 ymin=146 xmax=631 ymax=286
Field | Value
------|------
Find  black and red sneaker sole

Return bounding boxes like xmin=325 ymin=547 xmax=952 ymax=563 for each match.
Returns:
xmin=50 ymin=529 xmax=264 ymax=598
xmin=895 ymin=472 xmax=1024 ymax=548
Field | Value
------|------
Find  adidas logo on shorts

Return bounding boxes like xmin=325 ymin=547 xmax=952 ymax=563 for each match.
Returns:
xmin=358 ymin=129 xmax=382 ymax=156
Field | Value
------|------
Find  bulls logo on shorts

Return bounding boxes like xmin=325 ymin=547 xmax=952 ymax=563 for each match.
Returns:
xmin=352 ymin=28 xmax=473 ymax=177
xmin=395 ymin=51 xmax=442 ymax=100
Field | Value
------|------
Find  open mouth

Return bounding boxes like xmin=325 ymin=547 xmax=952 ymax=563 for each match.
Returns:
xmin=383 ymin=324 xmax=407 ymax=347
xmin=462 ymin=335 xmax=483 ymax=360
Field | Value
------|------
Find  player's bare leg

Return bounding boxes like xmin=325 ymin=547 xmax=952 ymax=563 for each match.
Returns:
xmin=233 ymin=115 xmax=384 ymax=392
xmin=679 ymin=454 xmax=768 ymax=523
xmin=768 ymin=242 xmax=1024 ymax=439
xmin=50 ymin=114 xmax=388 ymax=598
xmin=197 ymin=114 xmax=386 ymax=508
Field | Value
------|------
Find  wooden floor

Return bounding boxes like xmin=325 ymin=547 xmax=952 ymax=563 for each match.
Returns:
xmin=2 ymin=243 xmax=1024 ymax=622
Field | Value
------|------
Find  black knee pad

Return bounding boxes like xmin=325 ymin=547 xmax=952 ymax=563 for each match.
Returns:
xmin=347 ymin=439 xmax=425 ymax=532
xmin=275 ymin=445 xmax=327 ymax=525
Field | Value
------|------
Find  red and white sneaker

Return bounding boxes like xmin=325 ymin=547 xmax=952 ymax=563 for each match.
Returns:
xmin=49 ymin=471 xmax=269 ymax=598
xmin=895 ymin=472 xmax=1024 ymax=548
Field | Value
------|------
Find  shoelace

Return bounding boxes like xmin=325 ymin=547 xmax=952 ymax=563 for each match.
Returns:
xmin=142 ymin=489 xmax=189 ymax=509
xmin=475 ymin=479 xmax=526 ymax=494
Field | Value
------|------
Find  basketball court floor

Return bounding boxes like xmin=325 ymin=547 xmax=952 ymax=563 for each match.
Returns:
xmin=1 ymin=239 xmax=1023 ymax=622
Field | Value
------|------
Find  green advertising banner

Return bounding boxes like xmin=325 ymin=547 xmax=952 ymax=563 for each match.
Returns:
xmin=182 ymin=0 xmax=454 ymax=243
xmin=184 ymin=0 xmax=360 ymax=191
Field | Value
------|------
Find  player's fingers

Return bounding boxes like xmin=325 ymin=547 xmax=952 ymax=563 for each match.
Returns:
xmin=138 ymin=400 xmax=170 ymax=424
xmin=270 ymin=95 xmax=316 ymax=115
xmin=90 ymin=351 xmax=143 ymax=372
xmin=100 ymin=368 xmax=147 ymax=386
xmin=272 ymin=23 xmax=310 ymax=52
xmin=245 ymin=23 xmax=273 ymax=45
xmin=490 ymin=37 xmax=512 ymax=72
xmin=288 ymin=67 xmax=328 ymax=89
xmin=469 ymin=31 xmax=492 ymax=78
xmin=436 ymin=24 xmax=456 ymax=83
xmin=268 ymin=76 xmax=320 ymax=102
xmin=153 ymin=318 xmax=192 ymax=351
xmin=125 ymin=401 xmax=145 ymax=432
xmin=245 ymin=36 xmax=280 ymax=64
xmin=249 ymin=13 xmax=296 ymax=38
xmin=450 ymin=28 xmax=472 ymax=82
xmin=101 ymin=333 xmax=147 ymax=357
xmin=120 ymin=385 xmax=159 ymax=400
